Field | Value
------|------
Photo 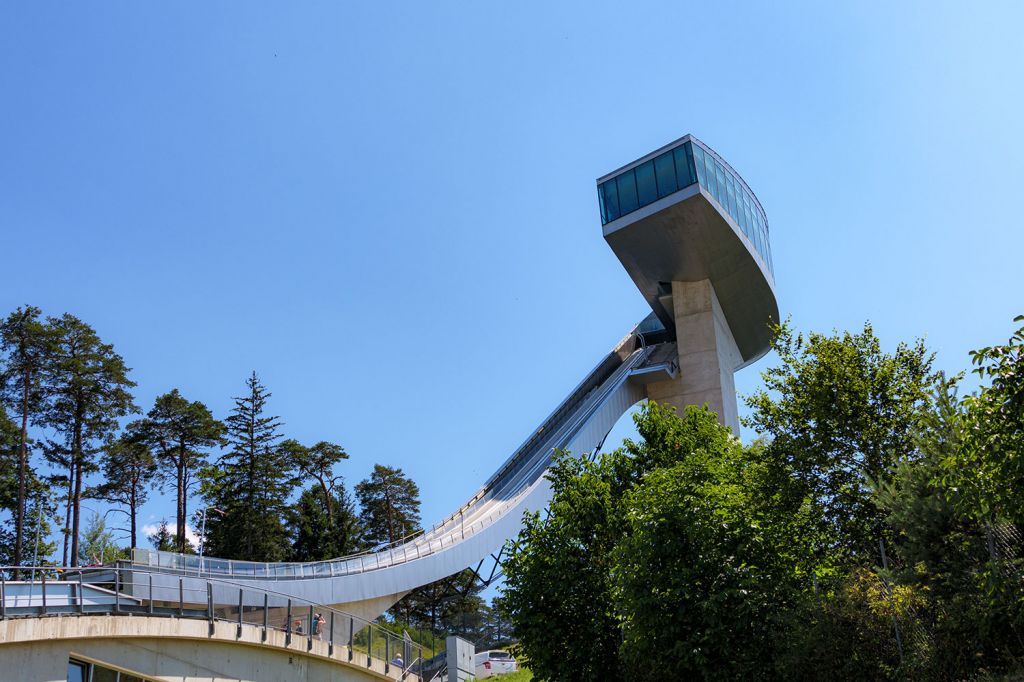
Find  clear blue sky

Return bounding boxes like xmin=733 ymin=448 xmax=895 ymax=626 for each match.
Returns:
xmin=2 ymin=2 xmax=1022 ymax=552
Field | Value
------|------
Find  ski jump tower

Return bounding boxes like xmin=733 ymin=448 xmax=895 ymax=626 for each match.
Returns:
xmin=131 ymin=134 xmax=778 ymax=620
xmin=598 ymin=134 xmax=778 ymax=431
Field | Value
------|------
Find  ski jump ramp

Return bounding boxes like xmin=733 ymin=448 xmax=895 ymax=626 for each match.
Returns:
xmin=130 ymin=134 xmax=779 ymax=621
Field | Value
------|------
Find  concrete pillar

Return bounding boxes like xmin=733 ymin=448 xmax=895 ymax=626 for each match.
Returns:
xmin=645 ymin=279 xmax=742 ymax=432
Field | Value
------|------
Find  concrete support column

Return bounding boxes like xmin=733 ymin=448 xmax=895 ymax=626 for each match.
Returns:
xmin=645 ymin=279 xmax=742 ymax=433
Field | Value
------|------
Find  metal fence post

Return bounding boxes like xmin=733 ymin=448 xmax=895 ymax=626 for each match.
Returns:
xmin=77 ymin=573 xmax=85 ymax=614
xmin=308 ymin=605 xmax=314 ymax=651
xmin=1 ymin=573 xmax=6 ymax=619
xmin=178 ymin=577 xmax=184 ymax=616
xmin=206 ymin=582 xmax=214 ymax=634
xmin=385 ymin=633 xmax=390 ymax=674
xmin=113 ymin=571 xmax=120 ymax=614
xmin=329 ymin=611 xmax=335 ymax=656
xmin=286 ymin=599 xmax=293 ymax=646
xmin=41 ymin=572 xmax=47 ymax=614
xmin=262 ymin=593 xmax=268 ymax=642
xmin=348 ymin=617 xmax=354 ymax=661
xmin=237 ymin=589 xmax=244 ymax=638
xmin=367 ymin=626 xmax=372 ymax=667
xmin=148 ymin=573 xmax=154 ymax=615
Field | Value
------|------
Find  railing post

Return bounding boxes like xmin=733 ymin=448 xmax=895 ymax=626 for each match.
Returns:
xmin=348 ymin=617 xmax=354 ymax=661
xmin=206 ymin=582 xmax=214 ymax=634
xmin=286 ymin=599 xmax=292 ymax=646
xmin=178 ymin=577 xmax=184 ymax=616
xmin=367 ymin=626 xmax=372 ymax=667
xmin=329 ymin=611 xmax=335 ymax=656
xmin=41 ymin=572 xmax=47 ymax=614
xmin=307 ymin=605 xmax=314 ymax=650
xmin=77 ymin=573 xmax=85 ymax=614
xmin=1 ymin=573 xmax=6 ymax=619
xmin=113 ymin=570 xmax=119 ymax=614
xmin=262 ymin=593 xmax=268 ymax=642
xmin=385 ymin=633 xmax=390 ymax=674
xmin=148 ymin=573 xmax=154 ymax=615
xmin=237 ymin=589 xmax=244 ymax=638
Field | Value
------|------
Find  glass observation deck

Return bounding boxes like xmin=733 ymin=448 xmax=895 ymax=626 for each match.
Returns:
xmin=597 ymin=137 xmax=773 ymax=274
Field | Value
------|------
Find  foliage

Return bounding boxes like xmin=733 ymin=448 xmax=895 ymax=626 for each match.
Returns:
xmin=149 ymin=518 xmax=195 ymax=554
xmin=291 ymin=484 xmax=362 ymax=561
xmin=92 ymin=426 xmax=157 ymax=549
xmin=0 ymin=305 xmax=54 ymax=572
xmin=136 ymin=389 xmax=225 ymax=554
xmin=42 ymin=313 xmax=136 ymax=566
xmin=201 ymin=372 xmax=295 ymax=561
xmin=744 ymin=320 xmax=937 ymax=565
xmin=356 ymin=464 xmax=421 ymax=547
xmin=502 ymin=450 xmax=625 ymax=682
xmin=77 ymin=513 xmax=128 ymax=565
xmin=950 ymin=315 xmax=1024 ymax=527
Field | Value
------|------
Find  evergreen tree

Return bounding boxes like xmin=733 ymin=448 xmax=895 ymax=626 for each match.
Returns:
xmin=78 ymin=512 xmax=125 ymax=565
xmin=42 ymin=314 xmax=136 ymax=566
xmin=93 ymin=425 xmax=157 ymax=549
xmin=0 ymin=305 xmax=54 ymax=574
xmin=281 ymin=439 xmax=349 ymax=525
xmin=137 ymin=389 xmax=224 ymax=553
xmin=148 ymin=519 xmax=177 ymax=552
xmin=291 ymin=484 xmax=362 ymax=561
xmin=356 ymin=464 xmax=421 ymax=547
xmin=201 ymin=372 xmax=295 ymax=561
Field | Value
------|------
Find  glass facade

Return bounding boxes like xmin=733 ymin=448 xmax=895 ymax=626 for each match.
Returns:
xmin=598 ymin=139 xmax=773 ymax=274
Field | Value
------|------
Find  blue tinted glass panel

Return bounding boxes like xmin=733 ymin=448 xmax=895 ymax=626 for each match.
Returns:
xmin=693 ymin=145 xmax=707 ymax=186
xmin=654 ymin=153 xmax=677 ymax=198
xmin=635 ymin=160 xmax=658 ymax=206
xmin=685 ymin=143 xmax=695 ymax=184
xmin=67 ymin=662 xmax=87 ymax=682
xmin=598 ymin=183 xmax=608 ymax=224
xmin=725 ymin=175 xmax=737 ymax=221
xmin=617 ymin=169 xmax=639 ymax=214
xmin=739 ymin=193 xmax=749 ymax=234
xmin=674 ymin=145 xmax=693 ymax=187
xmin=602 ymin=181 xmax=620 ymax=222
xmin=715 ymin=162 xmax=727 ymax=207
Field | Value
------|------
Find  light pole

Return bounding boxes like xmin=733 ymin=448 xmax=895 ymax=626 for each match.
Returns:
xmin=197 ymin=507 xmax=224 ymax=575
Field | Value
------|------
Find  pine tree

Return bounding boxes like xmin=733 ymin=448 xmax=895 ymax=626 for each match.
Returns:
xmin=93 ymin=425 xmax=157 ymax=549
xmin=356 ymin=464 xmax=421 ymax=547
xmin=202 ymin=372 xmax=295 ymax=561
xmin=137 ymin=390 xmax=224 ymax=553
xmin=281 ymin=439 xmax=349 ymax=525
xmin=43 ymin=314 xmax=136 ymax=567
xmin=0 ymin=306 xmax=54 ymax=575
xmin=291 ymin=484 xmax=362 ymax=561
xmin=78 ymin=513 xmax=124 ymax=565
xmin=148 ymin=519 xmax=177 ymax=552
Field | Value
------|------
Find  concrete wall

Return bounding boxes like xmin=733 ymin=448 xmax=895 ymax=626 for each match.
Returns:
xmin=0 ymin=616 xmax=399 ymax=682
xmin=645 ymin=279 xmax=742 ymax=432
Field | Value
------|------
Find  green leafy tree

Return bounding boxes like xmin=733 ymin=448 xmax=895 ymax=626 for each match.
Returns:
xmin=951 ymin=315 xmax=1024 ymax=527
xmin=356 ymin=464 xmax=421 ymax=547
xmin=502 ymin=451 xmax=624 ymax=682
xmin=201 ymin=372 xmax=295 ymax=561
xmin=93 ymin=426 xmax=157 ymax=549
xmin=744 ymin=320 xmax=937 ymax=565
xmin=0 ymin=305 xmax=54 ymax=574
xmin=137 ymin=389 xmax=224 ymax=553
xmin=43 ymin=314 xmax=136 ymax=566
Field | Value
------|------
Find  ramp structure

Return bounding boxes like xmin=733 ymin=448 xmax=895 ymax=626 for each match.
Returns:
xmin=131 ymin=134 xmax=779 ymax=621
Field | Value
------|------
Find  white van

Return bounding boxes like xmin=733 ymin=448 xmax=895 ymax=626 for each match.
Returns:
xmin=473 ymin=650 xmax=517 ymax=678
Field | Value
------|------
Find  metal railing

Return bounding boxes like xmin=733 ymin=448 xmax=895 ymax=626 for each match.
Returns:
xmin=132 ymin=340 xmax=658 ymax=582
xmin=0 ymin=566 xmax=423 ymax=680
